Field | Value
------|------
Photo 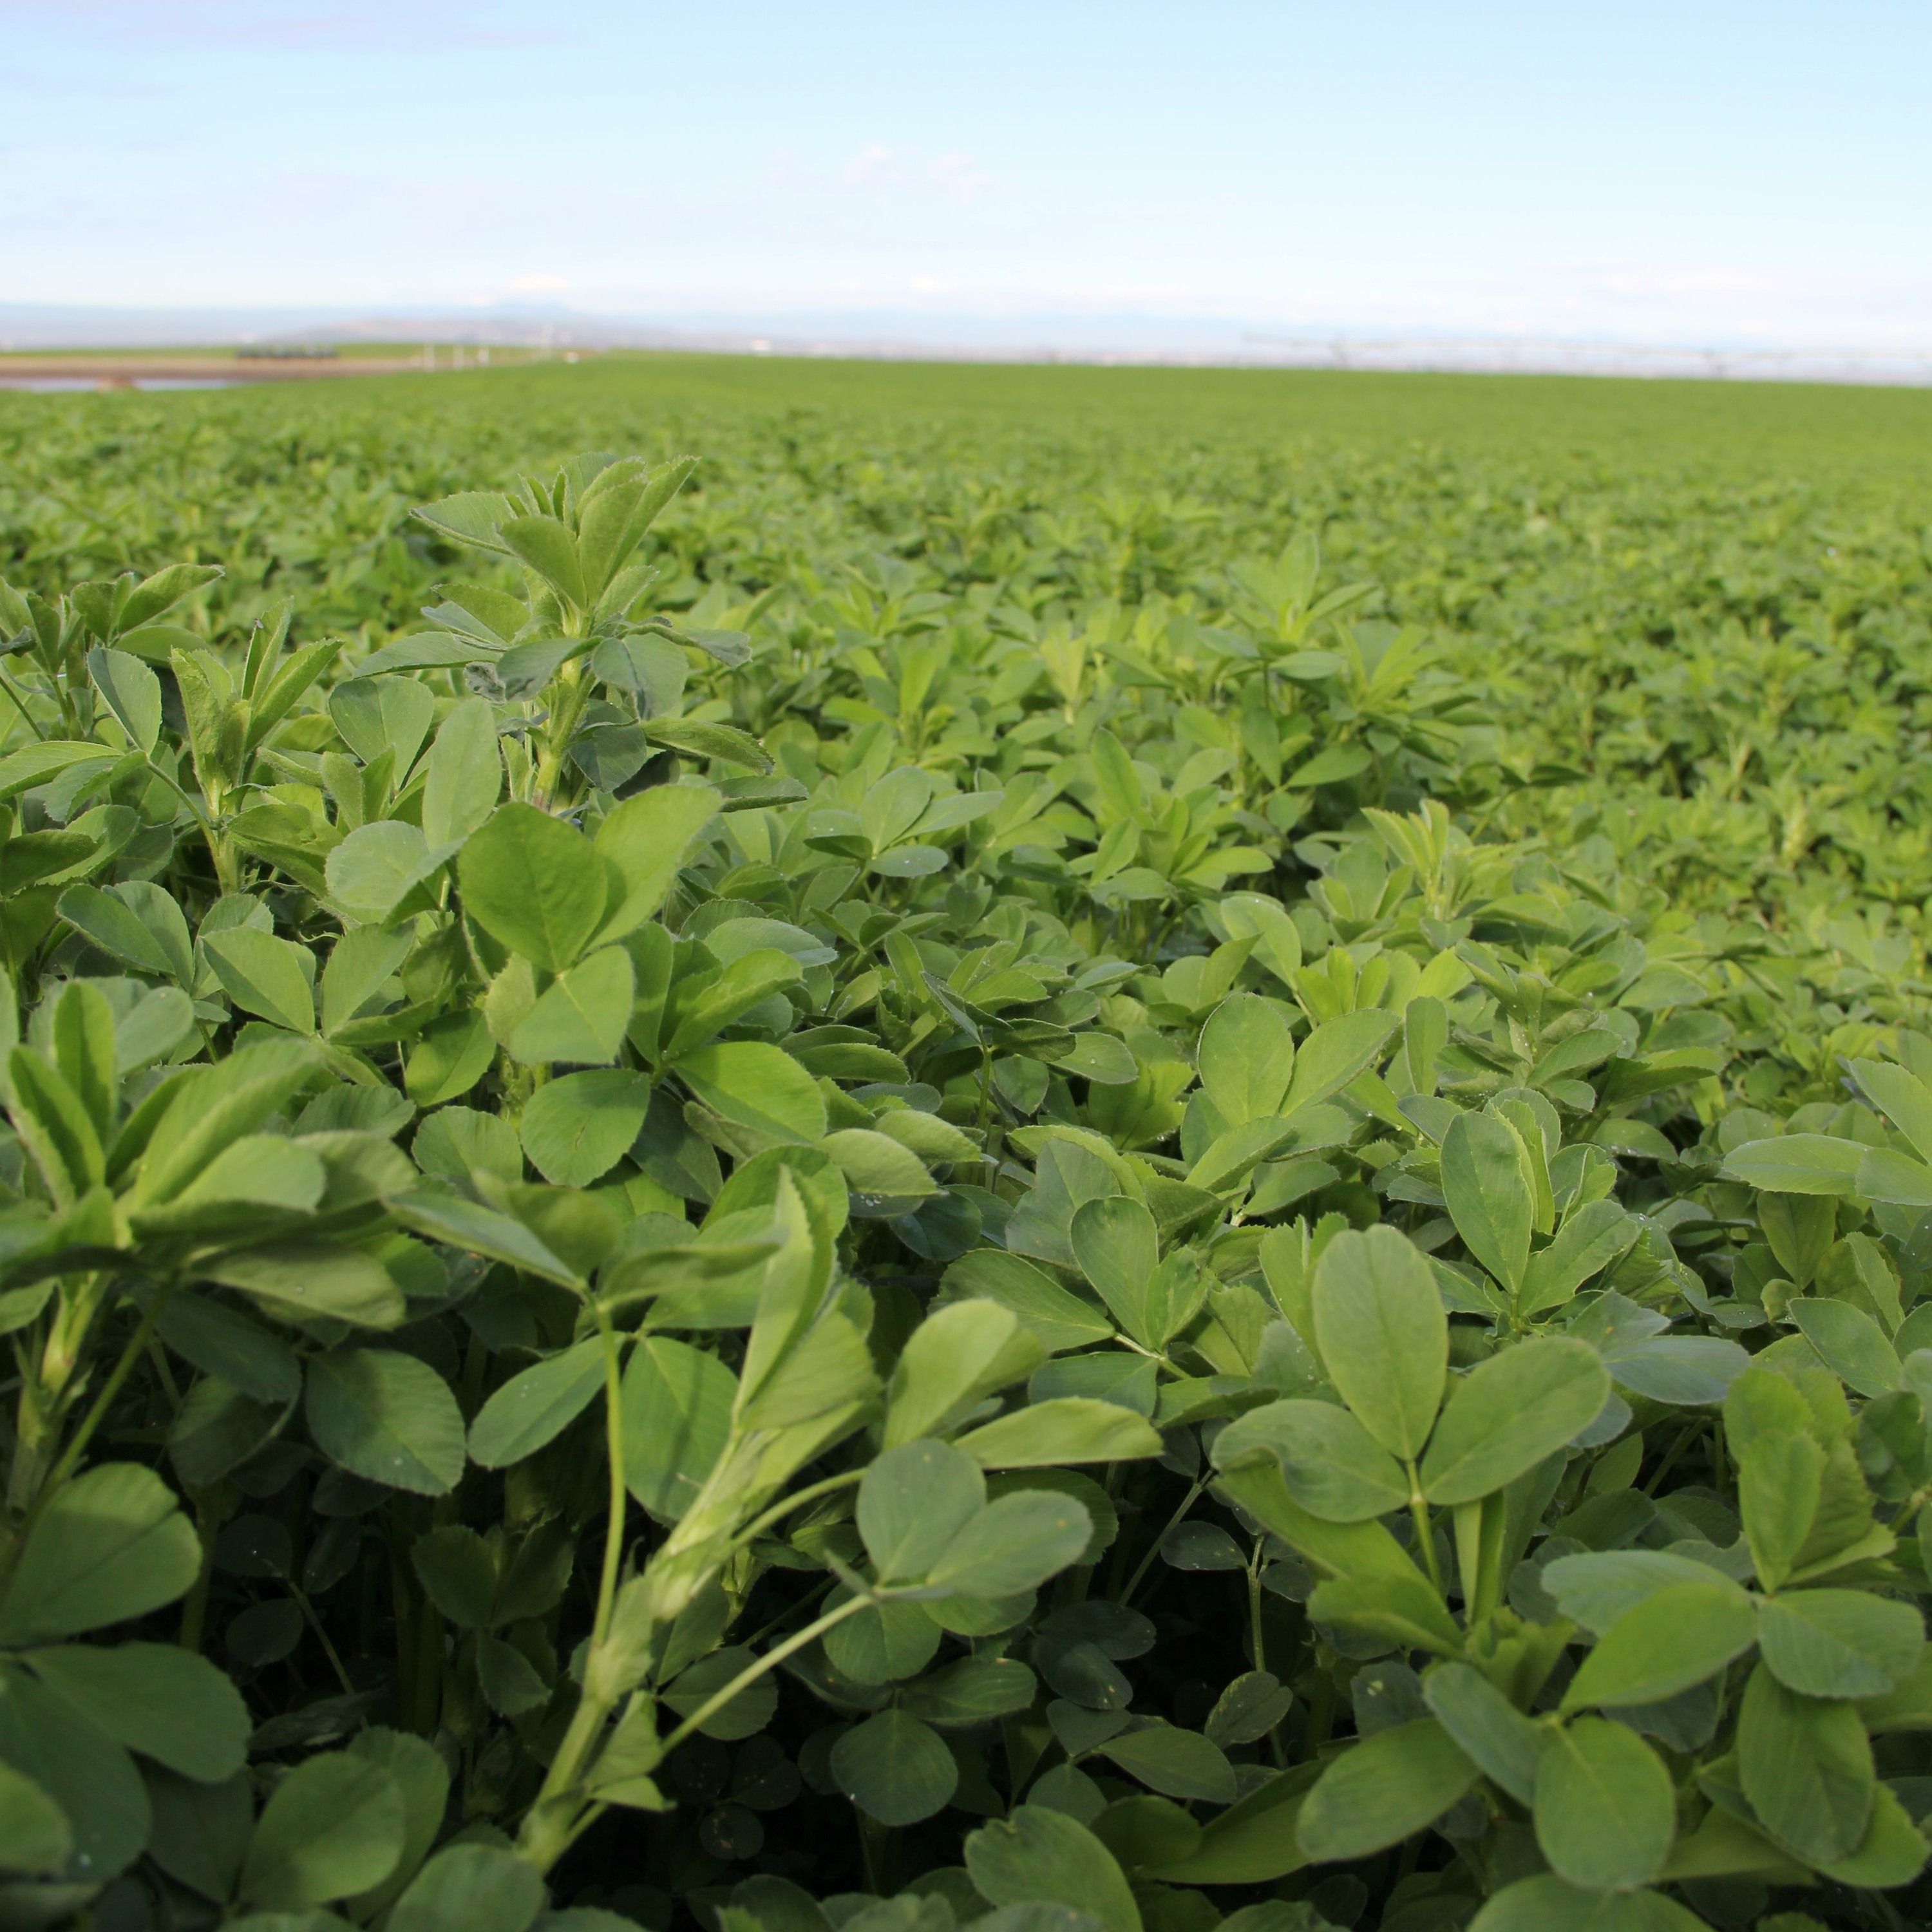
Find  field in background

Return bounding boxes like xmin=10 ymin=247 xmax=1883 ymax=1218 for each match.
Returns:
xmin=3 ymin=352 xmax=1929 ymax=941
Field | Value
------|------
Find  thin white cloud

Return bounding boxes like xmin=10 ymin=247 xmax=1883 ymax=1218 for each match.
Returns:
xmin=835 ymin=142 xmax=992 ymax=202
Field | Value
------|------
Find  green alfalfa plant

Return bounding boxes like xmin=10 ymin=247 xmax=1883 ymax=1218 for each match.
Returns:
xmin=1208 ymin=1222 xmax=1930 ymax=1927
xmin=0 ymin=423 xmax=1929 ymax=1932
xmin=402 ymin=452 xmax=774 ymax=812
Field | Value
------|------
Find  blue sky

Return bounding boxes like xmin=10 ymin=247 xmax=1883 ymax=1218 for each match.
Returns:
xmin=5 ymin=0 xmax=1929 ymax=346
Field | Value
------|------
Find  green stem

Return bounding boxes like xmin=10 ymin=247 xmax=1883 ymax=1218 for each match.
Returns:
xmin=1120 ymin=1477 xmax=1204 ymax=1606
xmin=652 ymin=1591 xmax=871 ymax=1762
xmin=7 ymin=1282 xmax=172 ymax=1581
xmin=724 ymin=1468 xmax=863 ymax=1562
xmin=521 ymin=1591 xmax=872 ymax=1876
xmin=589 ymin=1303 xmax=629 ymax=1656
xmin=1247 ymin=1545 xmax=1268 ymax=1674
xmin=513 ymin=1304 xmax=638 ymax=1871
xmin=291 ymin=1582 xmax=355 ymax=1695
xmin=0 ymin=668 xmax=46 ymax=741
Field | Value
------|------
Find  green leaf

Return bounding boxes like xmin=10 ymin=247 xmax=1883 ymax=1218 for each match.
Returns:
xmin=830 ymin=1710 xmax=958 ymax=1825
xmin=410 ymin=1526 xmax=498 ymax=1628
xmin=1211 ymin=1398 xmax=1408 ymax=1522
xmin=0 ymin=1461 xmax=200 ymax=1643
xmin=1533 ymin=1717 xmax=1675 ymax=1890
xmin=820 ymin=1126 xmax=939 ymax=1206
xmin=594 ymin=784 xmax=721 ymax=940
xmin=468 ymin=1337 xmax=607 ymax=1468
xmin=1420 ymin=1338 xmax=1610 ymax=1505
xmin=858 ymin=1440 xmax=987 ymax=1582
xmin=1739 ymin=1432 xmax=1824 ymax=1591
xmin=940 ymin=1252 xmax=1113 ymax=1354
xmin=1720 ymin=1133 xmax=1865 ymax=1195
xmin=327 ymin=822 xmax=448 ymax=925
xmin=331 ymin=673 xmax=434 ymax=770
xmin=405 ymin=1010 xmax=497 ymax=1106
xmin=238 ymin=1750 xmax=407 ymax=1909
xmin=85 ymin=649 xmax=160 ymax=755
xmin=1309 ymin=1225 xmax=1446 ymax=1459
xmin=1204 ymin=1671 xmax=1294 ymax=1750
xmin=1305 ymin=1571 xmax=1465 ymax=1657
xmin=145 ymin=1763 xmax=252 ymax=1902
xmin=305 ymin=1348 xmax=466 ymax=1495
xmin=520 ymin=1069 xmax=653 ymax=1186
xmin=884 ymin=1298 xmax=1039 ymax=1447
xmin=387 ymin=1843 xmax=545 ymax=1932
xmin=1817 ymin=1779 xmax=1932 ymax=1889
xmin=904 ymin=1658 xmax=1039 ymax=1727
xmin=1787 ymin=1298 xmax=1903 ymax=1396
xmin=1756 ymin=1588 xmax=1926 ymax=1700
xmin=0 ymin=1759 xmax=70 ymax=1876
xmin=1859 ymin=1145 xmax=1932 ymax=1207
xmin=420 ymin=697 xmax=502 ymax=849
xmin=389 ymin=1188 xmax=580 ymax=1287
xmin=1563 ymin=1579 xmax=1757 ymax=1710
xmin=1736 ymin=1660 xmax=1875 ymax=1865
xmin=1139 ymin=1766 xmax=1315 ymax=1884
xmin=320 ymin=924 xmax=412 ymax=1037
xmin=621 ymin=1336 xmax=735 ymax=1522
xmin=927 ymin=1490 xmax=1092 ymax=1597
xmin=823 ymin=1594 xmax=943 ymax=1686
xmin=1468 ymin=1876 xmax=1707 ymax=1931
xmin=202 ymin=927 xmax=316 ymax=1034
xmin=954 ymin=1397 xmax=1164 ymax=1468
xmin=411 ymin=489 xmax=516 ymax=555
xmin=1539 ymin=1550 xmax=1726 ymax=1633
xmin=508 ymin=945 xmax=635 ymax=1066
xmin=1296 ymin=1718 xmax=1477 ymax=1861
xmin=1281 ymin=1008 xmax=1397 ymax=1115
xmin=1095 ymin=1724 xmax=1237 ymax=1804
xmin=46 ymin=983 xmax=112 ymax=1150
xmin=202 ymin=1240 xmax=408 ymax=1330
xmin=0 ymin=740 xmax=117 ymax=802
xmin=1441 ymin=1110 xmax=1535 ymax=1293
xmin=1197 ymin=994 xmax=1295 ymax=1124
xmin=0 ymin=1665 xmax=149 ymax=1883
xmin=168 ymin=1378 xmax=282 ymax=1487
xmin=133 ymin=1037 xmax=321 ymax=1205
xmin=677 ymin=1041 xmax=826 ymax=1146
xmin=458 ymin=802 xmax=606 ymax=972
xmin=59 ymin=881 xmax=186 ymax=980
xmin=663 ymin=1645 xmax=778 ymax=1740
xmin=1517 ymin=1200 xmax=1638 ymax=1316
xmin=965 ymin=1805 xmax=1142 ymax=1932
xmin=25 ymin=1642 xmax=249 ymax=1781
xmin=499 ymin=514 xmax=587 ymax=603
xmin=1069 ymin=1194 xmax=1157 ymax=1341
xmin=1423 ymin=1662 xmax=1546 ymax=1806
xmin=8 ymin=1047 xmax=102 ymax=1208
xmin=1850 ymin=1057 xmax=1932 ymax=1161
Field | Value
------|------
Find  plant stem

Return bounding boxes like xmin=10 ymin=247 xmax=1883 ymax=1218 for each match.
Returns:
xmin=588 ymin=1302 xmax=629 ymax=1656
xmin=725 ymin=1468 xmax=863 ymax=1560
xmin=1120 ymin=1477 xmax=1204 ymax=1606
xmin=652 ymin=1591 xmax=871 ymax=1761
xmin=291 ymin=1582 xmax=355 ymax=1695
xmin=1406 ymin=1461 xmax=1444 ymax=1596
xmin=1247 ymin=1544 xmax=1268 ymax=1675
xmin=9 ymin=1282 xmax=171 ymax=1571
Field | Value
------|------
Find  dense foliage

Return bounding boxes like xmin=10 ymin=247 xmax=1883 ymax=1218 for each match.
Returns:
xmin=0 ymin=361 xmax=1929 ymax=1932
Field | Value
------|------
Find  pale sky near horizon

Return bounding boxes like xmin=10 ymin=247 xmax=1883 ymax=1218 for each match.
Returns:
xmin=5 ymin=0 xmax=1929 ymax=347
